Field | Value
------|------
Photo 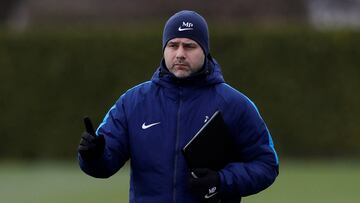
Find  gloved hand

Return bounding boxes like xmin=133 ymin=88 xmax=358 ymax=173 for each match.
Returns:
xmin=189 ymin=168 xmax=221 ymax=201
xmin=78 ymin=117 xmax=105 ymax=161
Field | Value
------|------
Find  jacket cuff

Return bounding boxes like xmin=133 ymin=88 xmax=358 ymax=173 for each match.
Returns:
xmin=218 ymin=170 xmax=228 ymax=196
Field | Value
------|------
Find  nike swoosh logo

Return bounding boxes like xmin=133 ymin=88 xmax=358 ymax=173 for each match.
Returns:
xmin=142 ymin=122 xmax=161 ymax=129
xmin=178 ymin=27 xmax=194 ymax=31
xmin=204 ymin=191 xmax=218 ymax=199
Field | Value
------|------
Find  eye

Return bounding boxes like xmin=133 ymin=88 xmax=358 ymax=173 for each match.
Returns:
xmin=184 ymin=43 xmax=197 ymax=49
xmin=167 ymin=43 xmax=178 ymax=48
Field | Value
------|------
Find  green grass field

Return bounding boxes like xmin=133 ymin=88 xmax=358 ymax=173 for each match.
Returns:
xmin=0 ymin=160 xmax=359 ymax=203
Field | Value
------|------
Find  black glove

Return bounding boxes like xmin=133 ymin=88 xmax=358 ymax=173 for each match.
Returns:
xmin=189 ymin=168 xmax=221 ymax=201
xmin=78 ymin=117 xmax=105 ymax=161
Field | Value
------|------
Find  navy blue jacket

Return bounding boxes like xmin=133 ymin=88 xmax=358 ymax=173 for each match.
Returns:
xmin=79 ymin=57 xmax=279 ymax=203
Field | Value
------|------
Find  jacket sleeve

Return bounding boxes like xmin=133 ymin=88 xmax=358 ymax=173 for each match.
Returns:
xmin=78 ymin=95 xmax=130 ymax=178
xmin=219 ymin=97 xmax=279 ymax=197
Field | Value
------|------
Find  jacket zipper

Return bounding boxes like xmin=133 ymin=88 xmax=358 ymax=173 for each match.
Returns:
xmin=173 ymin=87 xmax=182 ymax=203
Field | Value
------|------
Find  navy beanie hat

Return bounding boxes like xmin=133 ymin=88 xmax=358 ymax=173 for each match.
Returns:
xmin=162 ymin=10 xmax=210 ymax=56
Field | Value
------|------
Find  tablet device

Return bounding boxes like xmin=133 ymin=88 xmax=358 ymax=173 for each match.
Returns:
xmin=182 ymin=111 xmax=236 ymax=170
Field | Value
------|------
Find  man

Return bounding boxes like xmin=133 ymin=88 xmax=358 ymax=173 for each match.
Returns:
xmin=78 ymin=10 xmax=279 ymax=203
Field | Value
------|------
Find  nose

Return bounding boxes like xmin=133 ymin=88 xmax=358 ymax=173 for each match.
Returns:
xmin=175 ymin=46 xmax=185 ymax=60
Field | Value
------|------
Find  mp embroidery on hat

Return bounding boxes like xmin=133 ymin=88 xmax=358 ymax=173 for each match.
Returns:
xmin=178 ymin=22 xmax=194 ymax=31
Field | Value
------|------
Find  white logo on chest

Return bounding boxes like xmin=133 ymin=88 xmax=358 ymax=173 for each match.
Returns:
xmin=142 ymin=122 xmax=161 ymax=129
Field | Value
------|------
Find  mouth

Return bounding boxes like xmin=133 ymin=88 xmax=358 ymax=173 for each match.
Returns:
xmin=174 ymin=63 xmax=188 ymax=68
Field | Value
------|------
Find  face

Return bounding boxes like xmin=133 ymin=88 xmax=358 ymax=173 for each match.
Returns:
xmin=164 ymin=38 xmax=205 ymax=78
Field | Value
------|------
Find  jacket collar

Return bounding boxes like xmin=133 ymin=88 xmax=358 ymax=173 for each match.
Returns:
xmin=151 ymin=55 xmax=225 ymax=88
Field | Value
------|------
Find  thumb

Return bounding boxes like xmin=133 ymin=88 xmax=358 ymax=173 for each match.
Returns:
xmin=83 ymin=117 xmax=96 ymax=136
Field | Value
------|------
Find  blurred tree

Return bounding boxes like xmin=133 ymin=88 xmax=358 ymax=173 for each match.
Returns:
xmin=0 ymin=0 xmax=22 ymax=24
xmin=4 ymin=0 xmax=309 ymax=28
xmin=308 ymin=0 xmax=360 ymax=28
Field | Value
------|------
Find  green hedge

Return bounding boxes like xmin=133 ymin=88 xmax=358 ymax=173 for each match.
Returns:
xmin=0 ymin=28 xmax=359 ymax=159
